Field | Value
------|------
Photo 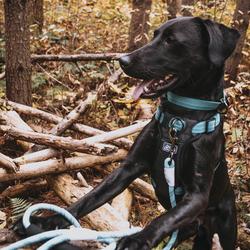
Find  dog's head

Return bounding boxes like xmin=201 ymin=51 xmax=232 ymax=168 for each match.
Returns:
xmin=119 ymin=17 xmax=240 ymax=99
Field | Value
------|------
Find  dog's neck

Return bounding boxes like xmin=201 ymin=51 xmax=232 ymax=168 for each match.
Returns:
xmin=161 ymin=66 xmax=225 ymax=120
xmin=174 ymin=66 xmax=224 ymax=100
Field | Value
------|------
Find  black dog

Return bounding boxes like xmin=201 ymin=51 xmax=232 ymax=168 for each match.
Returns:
xmin=17 ymin=17 xmax=240 ymax=250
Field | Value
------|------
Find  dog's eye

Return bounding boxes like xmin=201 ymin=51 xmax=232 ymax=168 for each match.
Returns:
xmin=165 ymin=36 xmax=175 ymax=44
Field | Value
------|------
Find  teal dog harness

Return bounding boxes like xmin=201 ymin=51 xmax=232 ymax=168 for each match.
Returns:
xmin=153 ymin=91 xmax=227 ymax=250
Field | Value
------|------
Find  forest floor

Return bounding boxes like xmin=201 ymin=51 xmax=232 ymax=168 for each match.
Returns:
xmin=0 ymin=0 xmax=249 ymax=249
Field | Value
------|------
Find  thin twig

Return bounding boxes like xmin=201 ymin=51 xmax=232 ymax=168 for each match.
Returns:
xmin=37 ymin=64 xmax=72 ymax=90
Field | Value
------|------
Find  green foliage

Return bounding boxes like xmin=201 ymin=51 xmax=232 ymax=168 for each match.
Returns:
xmin=32 ymin=72 xmax=47 ymax=90
xmin=9 ymin=198 xmax=32 ymax=223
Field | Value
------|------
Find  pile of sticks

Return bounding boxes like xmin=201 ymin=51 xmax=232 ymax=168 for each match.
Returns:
xmin=0 ymin=89 xmax=158 ymax=236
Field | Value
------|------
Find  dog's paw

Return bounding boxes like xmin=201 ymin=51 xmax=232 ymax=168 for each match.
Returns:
xmin=115 ymin=235 xmax=151 ymax=250
xmin=12 ymin=214 xmax=69 ymax=236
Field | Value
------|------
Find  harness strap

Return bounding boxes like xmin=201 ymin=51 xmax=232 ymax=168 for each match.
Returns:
xmin=192 ymin=113 xmax=220 ymax=134
xmin=163 ymin=158 xmax=178 ymax=250
xmin=155 ymin=107 xmax=221 ymax=135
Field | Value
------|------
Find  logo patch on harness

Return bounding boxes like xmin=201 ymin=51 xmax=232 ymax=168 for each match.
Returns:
xmin=162 ymin=142 xmax=178 ymax=153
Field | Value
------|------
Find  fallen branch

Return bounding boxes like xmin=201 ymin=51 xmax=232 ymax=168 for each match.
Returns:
xmin=13 ymin=120 xmax=148 ymax=165
xmin=0 ymin=99 xmax=137 ymax=150
xmin=48 ymin=174 xmax=130 ymax=231
xmin=14 ymin=148 xmax=59 ymax=165
xmin=0 ymin=179 xmax=47 ymax=199
xmin=50 ymin=92 xmax=97 ymax=136
xmin=0 ymin=125 xmax=117 ymax=155
xmin=97 ymin=68 xmax=123 ymax=95
xmin=82 ymin=120 xmax=149 ymax=145
xmin=130 ymin=178 xmax=157 ymax=202
xmin=31 ymin=53 xmax=124 ymax=63
xmin=111 ymin=189 xmax=133 ymax=220
xmin=0 ymin=149 xmax=127 ymax=182
xmin=0 ymin=53 xmax=125 ymax=64
xmin=27 ymin=91 xmax=97 ymax=153
xmin=0 ymin=71 xmax=5 ymax=80
xmin=0 ymin=111 xmax=34 ymax=150
xmin=0 ymin=152 xmax=17 ymax=173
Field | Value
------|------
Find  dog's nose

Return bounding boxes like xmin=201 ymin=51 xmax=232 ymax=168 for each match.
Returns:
xmin=119 ymin=55 xmax=131 ymax=67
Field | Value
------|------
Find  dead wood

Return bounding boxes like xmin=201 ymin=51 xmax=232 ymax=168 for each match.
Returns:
xmin=13 ymin=120 xmax=148 ymax=165
xmin=0 ymin=149 xmax=127 ymax=182
xmin=82 ymin=120 xmax=149 ymax=145
xmin=76 ymin=172 xmax=89 ymax=187
xmin=130 ymin=178 xmax=157 ymax=202
xmin=0 ymin=99 xmax=140 ymax=150
xmin=31 ymin=53 xmax=124 ymax=63
xmin=0 ymin=111 xmax=34 ymax=150
xmin=0 ymin=53 xmax=125 ymax=64
xmin=47 ymin=174 xmax=130 ymax=231
xmin=111 ymin=189 xmax=133 ymax=220
xmin=0 ymin=179 xmax=47 ymax=199
xmin=14 ymin=148 xmax=59 ymax=165
xmin=0 ymin=125 xmax=118 ymax=155
xmin=26 ymin=92 xmax=97 ymax=153
xmin=49 ymin=92 xmax=96 ymax=135
xmin=0 ymin=152 xmax=17 ymax=173
xmin=0 ymin=71 xmax=5 ymax=80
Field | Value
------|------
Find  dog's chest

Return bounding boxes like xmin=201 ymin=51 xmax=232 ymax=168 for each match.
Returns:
xmin=150 ymin=128 xmax=187 ymax=209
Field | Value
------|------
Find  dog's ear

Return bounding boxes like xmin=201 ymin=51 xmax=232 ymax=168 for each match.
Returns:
xmin=195 ymin=18 xmax=240 ymax=66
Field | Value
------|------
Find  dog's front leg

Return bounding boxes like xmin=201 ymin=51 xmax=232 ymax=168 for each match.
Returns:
xmin=116 ymin=191 xmax=212 ymax=250
xmin=116 ymin=144 xmax=215 ymax=250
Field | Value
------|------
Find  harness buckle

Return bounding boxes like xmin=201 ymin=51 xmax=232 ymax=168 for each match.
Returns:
xmin=205 ymin=116 xmax=216 ymax=133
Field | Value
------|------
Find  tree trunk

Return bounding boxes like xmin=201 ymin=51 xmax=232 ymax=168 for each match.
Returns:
xmin=128 ymin=0 xmax=152 ymax=51
xmin=166 ymin=0 xmax=182 ymax=19
xmin=182 ymin=0 xmax=194 ymax=5
xmin=4 ymin=0 xmax=32 ymax=106
xmin=30 ymin=0 xmax=44 ymax=34
xmin=225 ymin=0 xmax=250 ymax=83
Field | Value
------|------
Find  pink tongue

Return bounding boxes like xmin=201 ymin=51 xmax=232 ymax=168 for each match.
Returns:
xmin=132 ymin=80 xmax=152 ymax=101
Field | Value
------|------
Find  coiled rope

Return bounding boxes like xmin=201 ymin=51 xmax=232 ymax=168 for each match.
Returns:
xmin=3 ymin=203 xmax=141 ymax=250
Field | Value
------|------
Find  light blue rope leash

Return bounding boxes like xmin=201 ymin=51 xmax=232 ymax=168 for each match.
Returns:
xmin=3 ymin=203 xmax=141 ymax=250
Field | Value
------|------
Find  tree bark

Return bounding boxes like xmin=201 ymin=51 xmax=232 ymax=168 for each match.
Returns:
xmin=30 ymin=0 xmax=44 ymax=34
xmin=166 ymin=0 xmax=182 ymax=19
xmin=182 ymin=0 xmax=194 ymax=5
xmin=4 ymin=0 xmax=32 ymax=106
xmin=128 ymin=0 xmax=152 ymax=51
xmin=225 ymin=0 xmax=250 ymax=82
